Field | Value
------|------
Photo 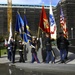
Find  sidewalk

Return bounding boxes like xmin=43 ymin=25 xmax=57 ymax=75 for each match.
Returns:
xmin=0 ymin=55 xmax=19 ymax=64
xmin=0 ymin=56 xmax=9 ymax=63
xmin=66 ymin=52 xmax=75 ymax=64
xmin=0 ymin=52 xmax=75 ymax=64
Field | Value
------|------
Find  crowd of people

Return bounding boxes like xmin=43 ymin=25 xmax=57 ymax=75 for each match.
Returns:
xmin=5 ymin=32 xmax=69 ymax=64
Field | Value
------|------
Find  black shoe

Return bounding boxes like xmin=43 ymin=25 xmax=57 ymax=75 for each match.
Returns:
xmin=22 ymin=60 xmax=25 ymax=63
xmin=61 ymin=60 xmax=65 ymax=63
xmin=19 ymin=60 xmax=21 ymax=62
xmin=65 ymin=57 xmax=68 ymax=60
xmin=12 ymin=61 xmax=15 ymax=63
xmin=51 ymin=62 xmax=55 ymax=64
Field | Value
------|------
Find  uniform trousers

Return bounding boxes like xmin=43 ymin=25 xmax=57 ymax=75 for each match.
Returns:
xmin=8 ymin=49 xmax=12 ymax=61
xmin=31 ymin=52 xmax=40 ymax=63
xmin=19 ymin=51 xmax=24 ymax=62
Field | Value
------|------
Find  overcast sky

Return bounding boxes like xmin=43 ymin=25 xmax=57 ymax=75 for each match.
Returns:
xmin=0 ymin=0 xmax=60 ymax=6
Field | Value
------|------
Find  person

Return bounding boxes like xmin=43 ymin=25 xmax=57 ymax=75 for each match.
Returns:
xmin=4 ymin=38 xmax=11 ymax=61
xmin=41 ymin=33 xmax=47 ymax=63
xmin=65 ymin=38 xmax=69 ymax=60
xmin=10 ymin=37 xmax=15 ymax=63
xmin=57 ymin=32 xmax=69 ymax=63
xmin=7 ymin=43 xmax=11 ymax=61
xmin=31 ymin=36 xmax=40 ymax=63
xmin=41 ymin=47 xmax=47 ymax=63
xmin=45 ymin=33 xmax=55 ymax=63
xmin=18 ymin=40 xmax=25 ymax=63
xmin=23 ymin=45 xmax=28 ymax=61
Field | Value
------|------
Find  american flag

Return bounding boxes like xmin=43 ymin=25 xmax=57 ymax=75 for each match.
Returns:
xmin=60 ymin=8 xmax=68 ymax=38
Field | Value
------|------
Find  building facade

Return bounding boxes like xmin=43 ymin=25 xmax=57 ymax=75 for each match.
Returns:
xmin=56 ymin=0 xmax=75 ymax=39
xmin=0 ymin=4 xmax=51 ymax=37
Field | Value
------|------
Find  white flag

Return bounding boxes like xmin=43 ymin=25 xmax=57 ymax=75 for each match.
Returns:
xmin=4 ymin=38 xmax=8 ymax=46
xmin=49 ymin=3 xmax=57 ymax=39
xmin=8 ymin=21 xmax=12 ymax=44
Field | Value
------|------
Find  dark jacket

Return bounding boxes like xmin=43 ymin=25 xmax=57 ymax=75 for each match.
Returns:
xmin=45 ymin=37 xmax=54 ymax=51
xmin=31 ymin=42 xmax=36 ymax=53
xmin=10 ymin=40 xmax=14 ymax=50
xmin=19 ymin=44 xmax=23 ymax=50
xmin=57 ymin=36 xmax=69 ymax=50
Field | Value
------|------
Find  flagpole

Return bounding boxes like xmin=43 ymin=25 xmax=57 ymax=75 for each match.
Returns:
xmin=24 ymin=9 xmax=26 ymax=44
xmin=37 ymin=27 xmax=40 ymax=38
xmin=49 ymin=0 xmax=51 ymax=39
xmin=7 ymin=0 xmax=12 ymax=35
xmin=37 ymin=3 xmax=43 ymax=38
xmin=23 ymin=9 xmax=28 ymax=61
xmin=14 ymin=10 xmax=20 ymax=46
xmin=49 ymin=0 xmax=56 ymax=58
xmin=23 ymin=9 xmax=26 ymax=61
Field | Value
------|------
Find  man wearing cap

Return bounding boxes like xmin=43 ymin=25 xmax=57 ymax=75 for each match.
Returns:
xmin=18 ymin=40 xmax=25 ymax=62
xmin=57 ymin=32 xmax=69 ymax=63
xmin=10 ymin=37 xmax=15 ymax=63
xmin=45 ymin=33 xmax=55 ymax=63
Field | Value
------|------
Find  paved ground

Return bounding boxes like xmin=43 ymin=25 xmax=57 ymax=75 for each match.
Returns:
xmin=0 ymin=55 xmax=19 ymax=64
xmin=0 ymin=51 xmax=75 ymax=64
xmin=0 ymin=52 xmax=75 ymax=75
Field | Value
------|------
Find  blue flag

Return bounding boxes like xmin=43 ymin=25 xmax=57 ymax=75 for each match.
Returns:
xmin=15 ymin=12 xmax=24 ymax=34
xmin=20 ymin=33 xmax=28 ymax=43
xmin=15 ymin=12 xmax=28 ymax=43
xmin=15 ymin=13 xmax=20 ymax=32
xmin=24 ymin=15 xmax=32 ymax=42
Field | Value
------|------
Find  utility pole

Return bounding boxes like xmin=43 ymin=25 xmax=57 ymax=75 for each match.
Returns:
xmin=7 ymin=0 xmax=12 ymax=33
xmin=71 ymin=28 xmax=73 ymax=39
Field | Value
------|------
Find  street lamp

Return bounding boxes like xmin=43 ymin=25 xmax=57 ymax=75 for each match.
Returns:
xmin=71 ymin=27 xmax=73 ymax=39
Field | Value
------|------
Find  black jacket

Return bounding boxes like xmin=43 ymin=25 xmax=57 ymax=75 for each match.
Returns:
xmin=10 ymin=40 xmax=14 ymax=50
xmin=45 ymin=37 xmax=54 ymax=51
xmin=57 ymin=36 xmax=69 ymax=50
xmin=31 ymin=42 xmax=36 ymax=53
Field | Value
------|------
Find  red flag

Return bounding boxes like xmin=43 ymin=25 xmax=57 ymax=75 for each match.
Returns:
xmin=39 ymin=6 xmax=50 ymax=33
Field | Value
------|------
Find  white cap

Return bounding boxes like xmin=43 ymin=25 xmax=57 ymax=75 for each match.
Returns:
xmin=32 ymin=36 xmax=36 ymax=38
xmin=19 ymin=40 xmax=22 ymax=43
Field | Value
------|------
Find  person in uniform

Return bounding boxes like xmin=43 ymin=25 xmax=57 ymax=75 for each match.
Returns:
xmin=10 ymin=37 xmax=15 ymax=63
xmin=4 ymin=38 xmax=11 ymax=61
xmin=45 ymin=33 xmax=55 ymax=63
xmin=57 ymin=32 xmax=69 ymax=63
xmin=65 ymin=39 xmax=69 ymax=60
xmin=31 ymin=36 xmax=40 ymax=63
xmin=7 ymin=43 xmax=11 ymax=61
xmin=18 ymin=40 xmax=25 ymax=63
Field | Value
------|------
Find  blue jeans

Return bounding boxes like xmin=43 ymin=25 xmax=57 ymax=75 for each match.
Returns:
xmin=60 ymin=49 xmax=67 ymax=61
xmin=46 ymin=51 xmax=54 ymax=63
